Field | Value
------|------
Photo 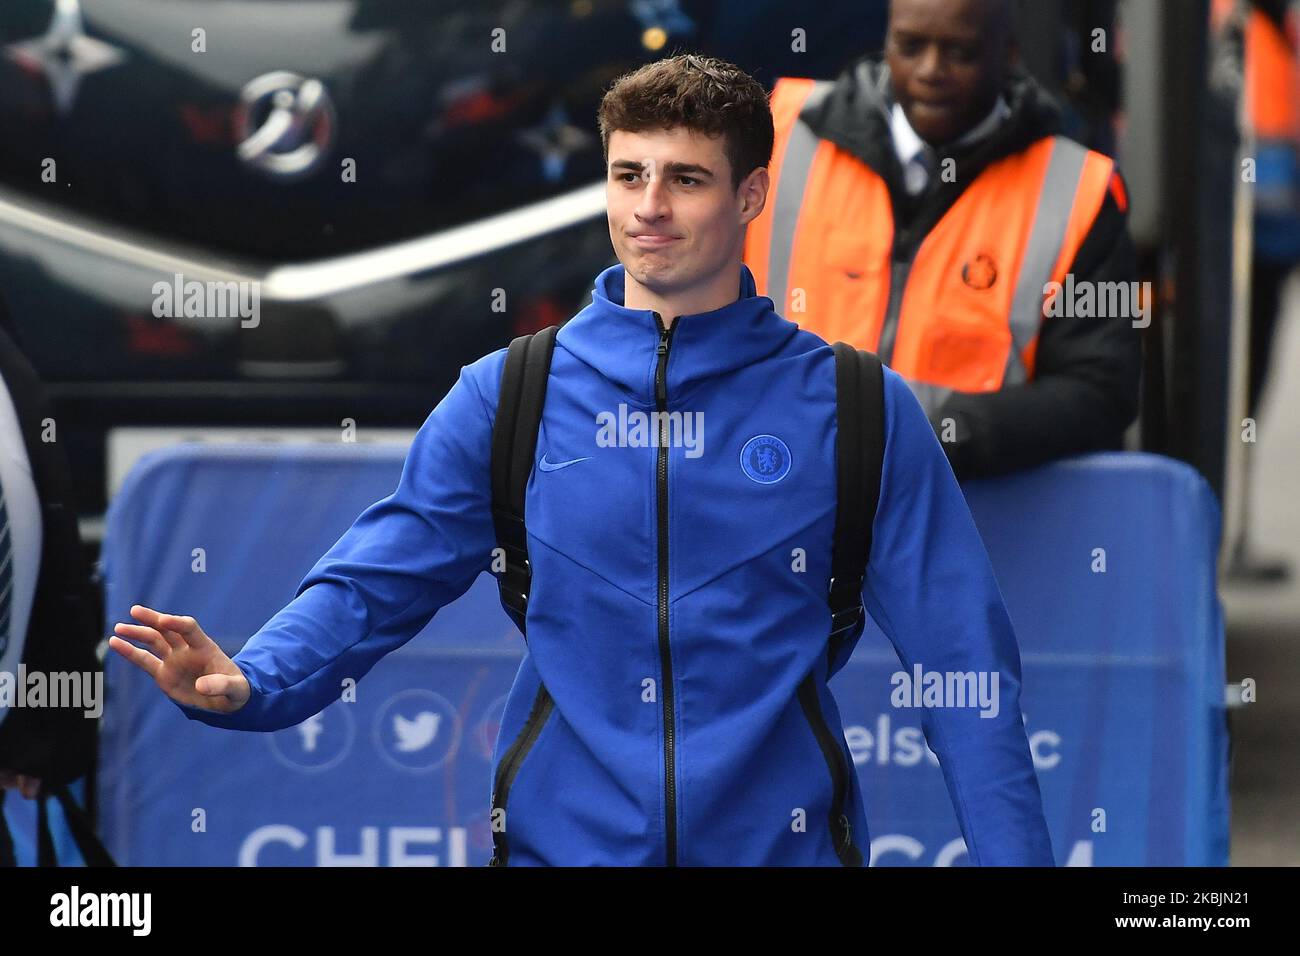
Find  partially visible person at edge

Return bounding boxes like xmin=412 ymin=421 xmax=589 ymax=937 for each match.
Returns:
xmin=1214 ymin=0 xmax=1300 ymax=582
xmin=0 ymin=295 xmax=102 ymax=829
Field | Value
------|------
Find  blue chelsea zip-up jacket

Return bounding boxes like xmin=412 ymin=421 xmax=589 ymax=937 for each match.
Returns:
xmin=175 ymin=261 xmax=1055 ymax=867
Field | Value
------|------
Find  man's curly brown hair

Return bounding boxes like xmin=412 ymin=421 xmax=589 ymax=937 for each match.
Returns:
xmin=597 ymin=54 xmax=774 ymax=193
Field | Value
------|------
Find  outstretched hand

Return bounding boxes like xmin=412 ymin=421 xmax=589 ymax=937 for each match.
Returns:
xmin=108 ymin=605 xmax=250 ymax=714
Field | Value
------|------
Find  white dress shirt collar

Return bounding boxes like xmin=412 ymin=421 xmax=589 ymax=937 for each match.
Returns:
xmin=890 ymin=95 xmax=1011 ymax=195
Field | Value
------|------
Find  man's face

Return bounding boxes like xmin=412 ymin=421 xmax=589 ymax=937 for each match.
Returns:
xmin=606 ymin=127 xmax=763 ymax=303
xmin=886 ymin=0 xmax=1012 ymax=146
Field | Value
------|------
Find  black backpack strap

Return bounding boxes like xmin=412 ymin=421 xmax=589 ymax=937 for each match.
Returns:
xmin=490 ymin=326 xmax=560 ymax=639
xmin=50 ymin=784 xmax=116 ymax=867
xmin=828 ymin=343 xmax=886 ymax=662
xmin=36 ymin=791 xmax=56 ymax=866
xmin=0 ymin=783 xmax=117 ymax=867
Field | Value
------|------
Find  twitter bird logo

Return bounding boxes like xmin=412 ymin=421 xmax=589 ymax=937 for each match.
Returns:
xmin=393 ymin=711 xmax=440 ymax=752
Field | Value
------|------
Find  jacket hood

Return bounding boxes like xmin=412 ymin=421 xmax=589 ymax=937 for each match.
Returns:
xmin=556 ymin=261 xmax=803 ymax=405
xmin=800 ymin=53 xmax=1065 ymax=176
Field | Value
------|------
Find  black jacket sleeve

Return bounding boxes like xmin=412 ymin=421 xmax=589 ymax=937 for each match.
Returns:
xmin=930 ymin=178 xmax=1143 ymax=479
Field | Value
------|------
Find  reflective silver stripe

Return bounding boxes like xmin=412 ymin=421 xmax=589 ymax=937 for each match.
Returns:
xmin=901 ymin=376 xmax=953 ymax=419
xmin=1003 ymin=136 xmax=1092 ymax=385
xmin=767 ymin=81 xmax=834 ymax=314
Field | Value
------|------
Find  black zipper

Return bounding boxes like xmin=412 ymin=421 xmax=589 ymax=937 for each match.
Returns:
xmin=487 ymin=682 xmax=555 ymax=866
xmin=653 ymin=310 xmax=680 ymax=867
xmin=797 ymin=673 xmax=863 ymax=866
xmin=876 ymin=248 xmax=916 ymax=366
xmin=878 ymin=182 xmax=966 ymax=364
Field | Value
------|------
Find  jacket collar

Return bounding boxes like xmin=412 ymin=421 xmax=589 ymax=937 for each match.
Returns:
xmin=890 ymin=95 xmax=1011 ymax=165
xmin=557 ymin=261 xmax=801 ymax=405
xmin=800 ymin=54 xmax=1063 ymax=181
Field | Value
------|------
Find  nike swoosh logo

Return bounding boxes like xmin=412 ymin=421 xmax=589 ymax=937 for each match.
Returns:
xmin=538 ymin=454 xmax=591 ymax=472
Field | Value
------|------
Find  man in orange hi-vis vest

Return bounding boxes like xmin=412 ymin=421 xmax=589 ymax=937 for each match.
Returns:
xmin=1215 ymin=0 xmax=1300 ymax=416
xmin=744 ymin=0 xmax=1142 ymax=480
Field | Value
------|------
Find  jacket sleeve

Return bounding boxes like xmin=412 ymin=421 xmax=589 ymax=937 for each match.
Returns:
xmin=863 ymin=366 xmax=1056 ymax=865
xmin=932 ymin=181 xmax=1143 ymax=479
xmin=174 ymin=354 xmax=503 ymax=732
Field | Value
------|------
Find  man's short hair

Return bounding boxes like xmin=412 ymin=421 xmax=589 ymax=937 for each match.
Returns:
xmin=597 ymin=53 xmax=774 ymax=192
xmin=888 ymin=0 xmax=1020 ymax=41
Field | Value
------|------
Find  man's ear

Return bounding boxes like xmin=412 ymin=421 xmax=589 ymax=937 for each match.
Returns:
xmin=739 ymin=166 xmax=770 ymax=225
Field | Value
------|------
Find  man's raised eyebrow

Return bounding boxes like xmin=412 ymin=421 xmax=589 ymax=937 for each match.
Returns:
xmin=663 ymin=161 xmax=714 ymax=178
xmin=609 ymin=159 xmax=715 ymax=178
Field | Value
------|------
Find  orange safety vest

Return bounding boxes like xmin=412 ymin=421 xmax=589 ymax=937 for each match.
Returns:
xmin=744 ymin=77 xmax=1119 ymax=415
xmin=1212 ymin=0 xmax=1300 ymax=142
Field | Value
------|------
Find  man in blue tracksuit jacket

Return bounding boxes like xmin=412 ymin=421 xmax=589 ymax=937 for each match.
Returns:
xmin=110 ymin=54 xmax=1054 ymax=866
